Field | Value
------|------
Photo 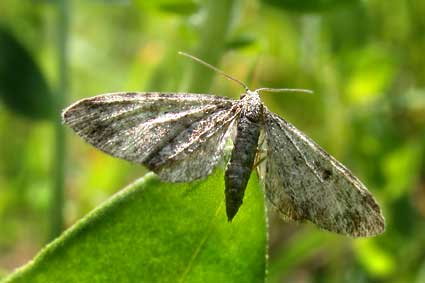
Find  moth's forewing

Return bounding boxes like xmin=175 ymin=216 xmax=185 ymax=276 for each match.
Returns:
xmin=62 ymin=92 xmax=240 ymax=182
xmin=262 ymin=108 xmax=384 ymax=237
xmin=146 ymin=103 xmax=241 ymax=182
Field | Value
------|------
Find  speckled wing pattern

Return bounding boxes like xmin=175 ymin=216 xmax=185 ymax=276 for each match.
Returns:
xmin=262 ymin=108 xmax=384 ymax=237
xmin=62 ymin=92 xmax=241 ymax=182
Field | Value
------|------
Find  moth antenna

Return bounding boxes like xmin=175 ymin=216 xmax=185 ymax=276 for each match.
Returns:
xmin=256 ymin=88 xmax=314 ymax=95
xmin=178 ymin=51 xmax=249 ymax=92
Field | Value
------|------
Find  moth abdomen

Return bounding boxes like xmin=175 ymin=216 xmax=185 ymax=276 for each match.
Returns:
xmin=225 ymin=102 xmax=261 ymax=221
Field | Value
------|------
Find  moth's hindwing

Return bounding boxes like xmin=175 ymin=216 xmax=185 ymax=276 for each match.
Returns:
xmin=262 ymin=108 xmax=384 ymax=237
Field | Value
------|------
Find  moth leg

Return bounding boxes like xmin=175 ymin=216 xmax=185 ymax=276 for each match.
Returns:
xmin=257 ymin=130 xmax=266 ymax=148
xmin=252 ymin=155 xmax=267 ymax=170
xmin=253 ymin=130 xmax=267 ymax=169
xmin=254 ymin=130 xmax=268 ymax=182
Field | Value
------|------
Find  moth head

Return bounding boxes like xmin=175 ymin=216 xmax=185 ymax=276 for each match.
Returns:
xmin=240 ymin=90 xmax=260 ymax=99
xmin=247 ymin=89 xmax=260 ymax=96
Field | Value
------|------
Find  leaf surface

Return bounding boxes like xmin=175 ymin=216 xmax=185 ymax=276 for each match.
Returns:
xmin=3 ymin=169 xmax=266 ymax=283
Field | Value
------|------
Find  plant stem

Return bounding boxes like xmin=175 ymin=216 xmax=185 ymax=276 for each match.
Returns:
xmin=186 ymin=0 xmax=236 ymax=92
xmin=50 ymin=0 xmax=69 ymax=240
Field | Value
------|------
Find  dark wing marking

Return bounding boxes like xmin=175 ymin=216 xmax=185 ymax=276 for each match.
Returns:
xmin=63 ymin=92 xmax=240 ymax=181
xmin=262 ymin=108 xmax=385 ymax=237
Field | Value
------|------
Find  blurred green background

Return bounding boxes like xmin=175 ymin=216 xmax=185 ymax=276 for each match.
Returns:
xmin=1 ymin=0 xmax=425 ymax=282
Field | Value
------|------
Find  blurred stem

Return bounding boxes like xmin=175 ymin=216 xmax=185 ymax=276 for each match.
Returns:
xmin=186 ymin=0 xmax=236 ymax=92
xmin=50 ymin=0 xmax=69 ymax=240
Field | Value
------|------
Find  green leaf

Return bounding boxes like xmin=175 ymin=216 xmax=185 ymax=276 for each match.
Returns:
xmin=226 ymin=35 xmax=256 ymax=50
xmin=0 ymin=26 xmax=54 ymax=121
xmin=262 ymin=0 xmax=359 ymax=12
xmin=2 ymin=169 xmax=266 ymax=283
xmin=158 ymin=2 xmax=199 ymax=15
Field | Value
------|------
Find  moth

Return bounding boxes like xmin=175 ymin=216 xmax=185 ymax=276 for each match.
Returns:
xmin=62 ymin=52 xmax=385 ymax=237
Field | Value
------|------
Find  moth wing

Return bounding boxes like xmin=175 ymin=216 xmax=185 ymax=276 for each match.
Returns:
xmin=257 ymin=130 xmax=303 ymax=223
xmin=146 ymin=102 xmax=241 ymax=182
xmin=262 ymin=108 xmax=384 ymax=237
xmin=63 ymin=92 xmax=240 ymax=182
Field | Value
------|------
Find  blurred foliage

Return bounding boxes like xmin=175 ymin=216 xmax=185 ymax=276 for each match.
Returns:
xmin=0 ymin=0 xmax=425 ymax=282
xmin=263 ymin=0 xmax=359 ymax=12
xmin=0 ymin=27 xmax=53 ymax=120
